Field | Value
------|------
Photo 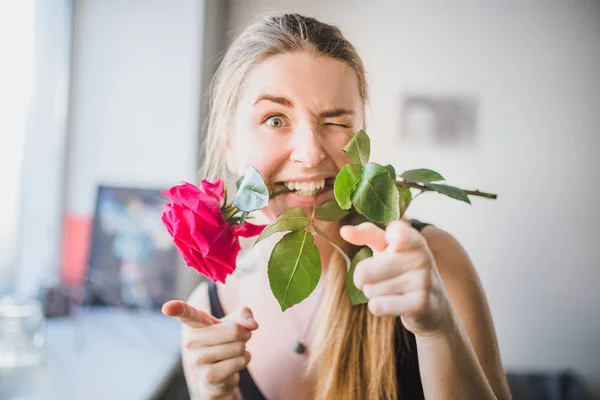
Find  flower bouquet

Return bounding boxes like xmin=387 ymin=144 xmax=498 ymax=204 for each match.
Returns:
xmin=161 ymin=131 xmax=497 ymax=311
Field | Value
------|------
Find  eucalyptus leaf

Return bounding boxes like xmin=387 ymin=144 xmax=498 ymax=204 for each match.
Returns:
xmin=333 ymin=164 xmax=362 ymax=210
xmin=255 ymin=208 xmax=309 ymax=244
xmin=398 ymin=187 xmax=412 ymax=217
xmin=384 ymin=164 xmax=396 ymax=179
xmin=346 ymin=247 xmax=373 ymax=305
xmin=343 ymin=130 xmax=370 ymax=167
xmin=268 ymin=230 xmax=322 ymax=311
xmin=315 ymin=200 xmax=350 ymax=221
xmin=236 ymin=175 xmax=244 ymax=190
xmin=351 ymin=162 xmax=400 ymax=224
xmin=400 ymin=168 xmax=445 ymax=183
xmin=233 ymin=166 xmax=269 ymax=212
xmin=425 ymin=183 xmax=471 ymax=205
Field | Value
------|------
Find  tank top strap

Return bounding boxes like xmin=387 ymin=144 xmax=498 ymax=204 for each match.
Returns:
xmin=207 ymin=281 xmax=226 ymax=319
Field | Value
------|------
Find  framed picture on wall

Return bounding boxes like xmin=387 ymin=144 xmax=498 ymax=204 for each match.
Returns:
xmin=401 ymin=94 xmax=478 ymax=147
xmin=84 ymin=185 xmax=178 ymax=310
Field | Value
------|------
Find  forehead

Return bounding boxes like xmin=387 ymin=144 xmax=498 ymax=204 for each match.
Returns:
xmin=239 ymin=52 xmax=362 ymax=110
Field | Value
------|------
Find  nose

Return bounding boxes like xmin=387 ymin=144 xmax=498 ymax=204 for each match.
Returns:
xmin=289 ymin=125 xmax=326 ymax=168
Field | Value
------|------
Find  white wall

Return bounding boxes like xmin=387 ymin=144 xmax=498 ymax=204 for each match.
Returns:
xmin=63 ymin=0 xmax=208 ymax=297
xmin=0 ymin=1 xmax=34 ymax=293
xmin=66 ymin=0 xmax=203 ymax=213
xmin=10 ymin=0 xmax=72 ymax=296
xmin=227 ymin=0 xmax=600 ymax=396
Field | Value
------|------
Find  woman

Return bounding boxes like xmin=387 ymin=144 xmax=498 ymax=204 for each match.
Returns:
xmin=163 ymin=13 xmax=511 ymax=400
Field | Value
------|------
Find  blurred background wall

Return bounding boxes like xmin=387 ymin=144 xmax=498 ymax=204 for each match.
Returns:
xmin=1 ymin=0 xmax=599 ymax=397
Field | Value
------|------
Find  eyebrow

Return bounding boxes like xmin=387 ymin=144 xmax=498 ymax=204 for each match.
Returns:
xmin=254 ymin=94 xmax=355 ymax=118
xmin=254 ymin=94 xmax=293 ymax=107
xmin=320 ymin=108 xmax=355 ymax=118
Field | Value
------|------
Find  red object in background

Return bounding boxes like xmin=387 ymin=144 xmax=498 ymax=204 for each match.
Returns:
xmin=60 ymin=214 xmax=93 ymax=287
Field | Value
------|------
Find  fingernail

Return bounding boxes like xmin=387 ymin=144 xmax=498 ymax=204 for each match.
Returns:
xmin=245 ymin=316 xmax=256 ymax=324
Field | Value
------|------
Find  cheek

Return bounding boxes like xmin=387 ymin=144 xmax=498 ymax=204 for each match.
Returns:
xmin=322 ymin=133 xmax=353 ymax=167
xmin=230 ymin=132 xmax=289 ymax=181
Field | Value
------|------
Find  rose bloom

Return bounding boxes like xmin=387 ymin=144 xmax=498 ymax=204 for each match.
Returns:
xmin=161 ymin=179 xmax=265 ymax=283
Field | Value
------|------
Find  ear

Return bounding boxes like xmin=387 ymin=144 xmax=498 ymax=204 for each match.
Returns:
xmin=224 ymin=138 xmax=238 ymax=175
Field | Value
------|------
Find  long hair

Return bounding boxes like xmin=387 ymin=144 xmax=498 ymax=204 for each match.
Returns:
xmin=202 ymin=13 xmax=400 ymax=399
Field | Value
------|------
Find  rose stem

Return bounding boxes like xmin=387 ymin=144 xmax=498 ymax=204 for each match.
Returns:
xmin=395 ymin=180 xmax=498 ymax=200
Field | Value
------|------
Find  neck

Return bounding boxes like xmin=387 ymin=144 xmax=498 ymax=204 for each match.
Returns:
xmin=312 ymin=219 xmax=345 ymax=271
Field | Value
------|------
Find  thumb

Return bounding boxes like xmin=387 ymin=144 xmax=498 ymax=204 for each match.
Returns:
xmin=223 ymin=306 xmax=259 ymax=331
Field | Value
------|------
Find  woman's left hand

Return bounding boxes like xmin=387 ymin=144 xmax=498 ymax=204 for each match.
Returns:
xmin=340 ymin=220 xmax=453 ymax=337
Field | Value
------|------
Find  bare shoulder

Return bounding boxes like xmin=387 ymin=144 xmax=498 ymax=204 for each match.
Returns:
xmin=419 ymin=224 xmax=487 ymax=325
xmin=420 ymin=225 xmax=512 ymax=399
xmin=419 ymin=225 xmax=468 ymax=267
xmin=419 ymin=225 xmax=481 ymax=296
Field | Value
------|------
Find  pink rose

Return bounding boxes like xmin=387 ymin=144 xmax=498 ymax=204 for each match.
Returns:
xmin=161 ymin=179 xmax=265 ymax=283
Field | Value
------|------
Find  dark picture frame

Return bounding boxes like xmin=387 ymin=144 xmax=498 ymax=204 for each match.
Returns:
xmin=84 ymin=185 xmax=177 ymax=309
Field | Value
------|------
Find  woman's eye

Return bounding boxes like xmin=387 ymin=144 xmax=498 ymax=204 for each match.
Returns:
xmin=265 ymin=115 xmax=286 ymax=129
xmin=324 ymin=122 xmax=350 ymax=128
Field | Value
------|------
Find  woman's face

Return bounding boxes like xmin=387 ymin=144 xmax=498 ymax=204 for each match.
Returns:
xmin=228 ymin=52 xmax=364 ymax=220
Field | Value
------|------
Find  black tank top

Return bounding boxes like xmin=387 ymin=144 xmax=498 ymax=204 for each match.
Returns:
xmin=207 ymin=219 xmax=430 ymax=399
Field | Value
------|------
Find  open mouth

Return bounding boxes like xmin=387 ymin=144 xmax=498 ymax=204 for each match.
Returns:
xmin=271 ymin=177 xmax=336 ymax=197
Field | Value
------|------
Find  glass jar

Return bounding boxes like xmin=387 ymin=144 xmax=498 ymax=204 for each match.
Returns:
xmin=0 ymin=296 xmax=45 ymax=369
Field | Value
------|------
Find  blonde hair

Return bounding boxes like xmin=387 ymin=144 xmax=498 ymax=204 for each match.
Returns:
xmin=203 ymin=14 xmax=400 ymax=399
xmin=201 ymin=13 xmax=367 ymax=181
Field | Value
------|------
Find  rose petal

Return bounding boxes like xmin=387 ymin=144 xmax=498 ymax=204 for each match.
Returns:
xmin=231 ymin=222 xmax=267 ymax=238
xmin=161 ymin=205 xmax=175 ymax=235
xmin=162 ymin=183 xmax=221 ymax=227
xmin=201 ymin=179 xmax=225 ymax=203
xmin=171 ymin=208 xmax=210 ymax=253
xmin=173 ymin=238 xmax=209 ymax=274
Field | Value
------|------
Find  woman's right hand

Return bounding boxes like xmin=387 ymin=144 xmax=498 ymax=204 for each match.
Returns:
xmin=162 ymin=300 xmax=259 ymax=399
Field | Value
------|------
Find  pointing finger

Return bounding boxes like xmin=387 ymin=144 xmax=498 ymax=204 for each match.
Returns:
xmin=162 ymin=300 xmax=220 ymax=329
xmin=340 ymin=222 xmax=387 ymax=253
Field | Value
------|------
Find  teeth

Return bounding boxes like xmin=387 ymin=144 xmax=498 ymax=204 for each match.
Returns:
xmin=284 ymin=179 xmax=326 ymax=193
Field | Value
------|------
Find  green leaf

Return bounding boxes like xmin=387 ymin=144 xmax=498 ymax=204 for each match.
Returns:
xmin=384 ymin=164 xmax=396 ymax=179
xmin=239 ymin=211 xmax=249 ymax=226
xmin=315 ymin=200 xmax=350 ymax=221
xmin=236 ymin=175 xmax=244 ymax=190
xmin=400 ymin=168 xmax=445 ymax=183
xmin=346 ymin=213 xmax=370 ymax=226
xmin=255 ymin=208 xmax=309 ymax=244
xmin=398 ymin=187 xmax=412 ymax=217
xmin=346 ymin=247 xmax=373 ymax=305
xmin=351 ymin=162 xmax=400 ymax=225
xmin=268 ymin=230 xmax=322 ymax=311
xmin=343 ymin=130 xmax=370 ymax=167
xmin=425 ymin=183 xmax=471 ymax=205
xmin=233 ymin=166 xmax=269 ymax=212
xmin=334 ymin=164 xmax=363 ymax=209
